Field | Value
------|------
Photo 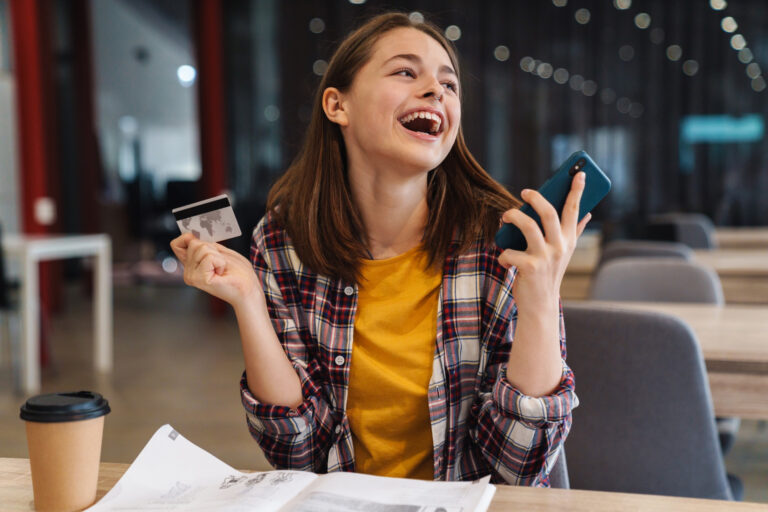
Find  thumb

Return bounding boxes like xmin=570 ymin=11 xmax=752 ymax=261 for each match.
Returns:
xmin=201 ymin=253 xmax=228 ymax=284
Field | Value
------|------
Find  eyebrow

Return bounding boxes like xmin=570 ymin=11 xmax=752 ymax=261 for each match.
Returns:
xmin=384 ymin=53 xmax=457 ymax=77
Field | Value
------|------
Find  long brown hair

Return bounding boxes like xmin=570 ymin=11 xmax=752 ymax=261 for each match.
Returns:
xmin=267 ymin=12 xmax=519 ymax=283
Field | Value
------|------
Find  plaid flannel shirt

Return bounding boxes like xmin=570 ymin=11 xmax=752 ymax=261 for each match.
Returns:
xmin=240 ymin=212 xmax=577 ymax=485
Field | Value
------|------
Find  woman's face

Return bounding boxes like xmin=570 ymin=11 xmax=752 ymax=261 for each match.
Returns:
xmin=335 ymin=27 xmax=461 ymax=176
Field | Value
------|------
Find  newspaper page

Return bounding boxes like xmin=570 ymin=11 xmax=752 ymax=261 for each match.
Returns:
xmin=86 ymin=424 xmax=317 ymax=512
xmin=286 ymin=472 xmax=495 ymax=512
xmin=86 ymin=424 xmax=495 ymax=512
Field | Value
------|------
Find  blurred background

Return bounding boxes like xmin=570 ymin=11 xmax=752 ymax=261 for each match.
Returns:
xmin=0 ymin=0 xmax=767 ymax=502
xmin=1 ymin=0 xmax=767 ymax=254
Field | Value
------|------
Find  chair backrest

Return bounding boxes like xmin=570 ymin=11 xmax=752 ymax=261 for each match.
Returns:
xmin=549 ymin=448 xmax=570 ymax=489
xmin=563 ymin=305 xmax=732 ymax=500
xmin=598 ymin=240 xmax=694 ymax=268
xmin=589 ymin=258 xmax=724 ymax=304
xmin=648 ymin=213 xmax=717 ymax=249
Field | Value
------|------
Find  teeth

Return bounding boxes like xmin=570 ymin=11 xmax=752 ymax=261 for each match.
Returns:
xmin=398 ymin=111 xmax=442 ymax=133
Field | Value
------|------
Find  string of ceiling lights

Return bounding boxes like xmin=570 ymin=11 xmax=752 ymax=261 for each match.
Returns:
xmin=497 ymin=0 xmax=764 ymax=125
xmin=313 ymin=0 xmax=763 ymax=126
xmin=502 ymin=0 xmax=648 ymax=119
xmin=710 ymin=0 xmax=765 ymax=92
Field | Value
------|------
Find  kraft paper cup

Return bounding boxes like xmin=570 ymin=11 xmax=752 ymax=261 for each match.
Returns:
xmin=20 ymin=391 xmax=110 ymax=512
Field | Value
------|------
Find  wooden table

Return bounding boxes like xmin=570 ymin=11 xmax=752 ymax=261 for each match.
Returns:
xmin=566 ymin=301 xmax=768 ymax=419
xmin=563 ymin=247 xmax=768 ymax=304
xmin=2 ymin=458 xmax=765 ymax=511
xmin=574 ymin=228 xmax=768 ymax=250
xmin=695 ymin=250 xmax=768 ymax=304
xmin=716 ymin=227 xmax=768 ymax=249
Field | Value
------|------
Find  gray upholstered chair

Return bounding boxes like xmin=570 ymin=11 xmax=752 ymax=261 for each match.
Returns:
xmin=648 ymin=213 xmax=717 ymax=249
xmin=587 ymin=254 xmax=741 ymax=498
xmin=548 ymin=448 xmax=570 ymax=489
xmin=597 ymin=240 xmax=693 ymax=269
xmin=589 ymin=258 xmax=724 ymax=304
xmin=563 ymin=304 xmax=733 ymax=500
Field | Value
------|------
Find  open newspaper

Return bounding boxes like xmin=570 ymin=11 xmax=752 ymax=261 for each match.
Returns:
xmin=86 ymin=424 xmax=496 ymax=512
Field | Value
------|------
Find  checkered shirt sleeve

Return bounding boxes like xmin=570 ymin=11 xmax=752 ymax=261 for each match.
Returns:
xmin=239 ymin=217 xmax=341 ymax=472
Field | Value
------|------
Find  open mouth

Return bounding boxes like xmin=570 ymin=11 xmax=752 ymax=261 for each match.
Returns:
xmin=398 ymin=111 xmax=443 ymax=136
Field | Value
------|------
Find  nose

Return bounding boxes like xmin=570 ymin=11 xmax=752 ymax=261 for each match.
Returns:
xmin=421 ymin=77 xmax=443 ymax=101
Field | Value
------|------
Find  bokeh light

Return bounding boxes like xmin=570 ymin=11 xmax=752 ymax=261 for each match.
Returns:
xmin=445 ymin=25 xmax=462 ymax=41
xmin=575 ymin=8 xmax=591 ymax=24
xmin=494 ymin=45 xmax=510 ymax=62
xmin=666 ymin=45 xmax=683 ymax=61
xmin=634 ymin=13 xmax=651 ymax=29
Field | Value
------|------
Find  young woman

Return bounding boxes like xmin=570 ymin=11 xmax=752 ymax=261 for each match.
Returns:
xmin=171 ymin=12 xmax=590 ymax=485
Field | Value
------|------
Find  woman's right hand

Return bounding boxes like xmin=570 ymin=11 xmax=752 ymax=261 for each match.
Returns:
xmin=172 ymin=233 xmax=304 ymax=407
xmin=170 ymin=233 xmax=264 ymax=309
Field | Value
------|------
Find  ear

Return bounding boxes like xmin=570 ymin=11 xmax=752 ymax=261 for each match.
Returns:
xmin=322 ymin=87 xmax=349 ymax=127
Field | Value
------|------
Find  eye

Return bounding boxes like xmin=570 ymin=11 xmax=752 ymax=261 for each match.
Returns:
xmin=442 ymin=81 xmax=458 ymax=93
xmin=394 ymin=67 xmax=416 ymax=78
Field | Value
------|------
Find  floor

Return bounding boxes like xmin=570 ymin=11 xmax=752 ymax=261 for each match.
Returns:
xmin=0 ymin=284 xmax=766 ymax=503
xmin=0 ymin=284 xmax=271 ymax=472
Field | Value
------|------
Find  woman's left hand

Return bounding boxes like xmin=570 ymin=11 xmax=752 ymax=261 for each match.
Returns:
xmin=498 ymin=172 xmax=591 ymax=314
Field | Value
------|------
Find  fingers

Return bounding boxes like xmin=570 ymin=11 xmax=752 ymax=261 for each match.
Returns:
xmin=216 ymin=243 xmax=252 ymax=265
xmin=576 ymin=212 xmax=592 ymax=237
xmin=170 ymin=233 xmax=196 ymax=263
xmin=561 ymin=172 xmax=586 ymax=238
xmin=520 ymin=188 xmax=562 ymax=243
xmin=501 ymin=208 xmax=546 ymax=253
xmin=180 ymin=238 xmax=224 ymax=285
xmin=498 ymin=248 xmax=534 ymax=271
xmin=188 ymin=239 xmax=220 ymax=271
xmin=199 ymin=252 xmax=228 ymax=284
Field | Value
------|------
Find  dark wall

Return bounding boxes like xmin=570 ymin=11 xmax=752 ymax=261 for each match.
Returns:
xmin=221 ymin=0 xmax=768 ymax=227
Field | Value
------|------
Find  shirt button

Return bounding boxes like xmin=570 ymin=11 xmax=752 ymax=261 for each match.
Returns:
xmin=335 ymin=425 xmax=342 ymax=434
xmin=335 ymin=355 xmax=345 ymax=366
xmin=344 ymin=286 xmax=354 ymax=296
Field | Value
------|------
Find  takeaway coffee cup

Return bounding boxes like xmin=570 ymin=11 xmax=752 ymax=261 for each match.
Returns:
xmin=20 ymin=391 xmax=110 ymax=512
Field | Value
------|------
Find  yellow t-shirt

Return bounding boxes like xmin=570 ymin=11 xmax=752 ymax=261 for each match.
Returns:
xmin=347 ymin=244 xmax=442 ymax=480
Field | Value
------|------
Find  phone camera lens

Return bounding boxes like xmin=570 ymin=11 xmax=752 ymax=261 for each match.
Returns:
xmin=570 ymin=159 xmax=587 ymax=176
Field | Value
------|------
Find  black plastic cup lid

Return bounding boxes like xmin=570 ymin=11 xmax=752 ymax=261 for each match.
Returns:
xmin=20 ymin=391 xmax=110 ymax=423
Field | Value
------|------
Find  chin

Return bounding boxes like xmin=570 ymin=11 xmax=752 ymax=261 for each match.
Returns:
xmin=404 ymin=150 xmax=449 ymax=172
xmin=405 ymin=159 xmax=444 ymax=175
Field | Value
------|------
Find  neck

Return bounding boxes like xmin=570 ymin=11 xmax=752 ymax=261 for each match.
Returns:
xmin=348 ymin=163 xmax=429 ymax=260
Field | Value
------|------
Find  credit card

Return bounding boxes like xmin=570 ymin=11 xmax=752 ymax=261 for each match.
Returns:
xmin=172 ymin=194 xmax=242 ymax=243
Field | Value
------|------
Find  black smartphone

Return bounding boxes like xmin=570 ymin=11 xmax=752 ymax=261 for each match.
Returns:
xmin=495 ymin=151 xmax=611 ymax=251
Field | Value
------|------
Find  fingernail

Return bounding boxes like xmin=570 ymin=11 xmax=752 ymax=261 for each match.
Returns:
xmin=521 ymin=189 xmax=531 ymax=197
xmin=578 ymin=172 xmax=586 ymax=182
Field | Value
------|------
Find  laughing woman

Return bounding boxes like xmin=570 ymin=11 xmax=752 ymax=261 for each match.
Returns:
xmin=171 ymin=12 xmax=590 ymax=485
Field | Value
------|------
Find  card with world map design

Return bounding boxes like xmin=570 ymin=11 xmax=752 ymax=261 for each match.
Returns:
xmin=172 ymin=194 xmax=242 ymax=243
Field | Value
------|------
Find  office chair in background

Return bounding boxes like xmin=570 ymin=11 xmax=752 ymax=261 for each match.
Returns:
xmin=563 ymin=305 xmax=736 ymax=500
xmin=585 ymin=257 xmax=741 ymax=499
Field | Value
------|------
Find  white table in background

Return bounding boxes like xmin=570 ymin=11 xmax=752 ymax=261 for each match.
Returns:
xmin=1 ymin=234 xmax=112 ymax=394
